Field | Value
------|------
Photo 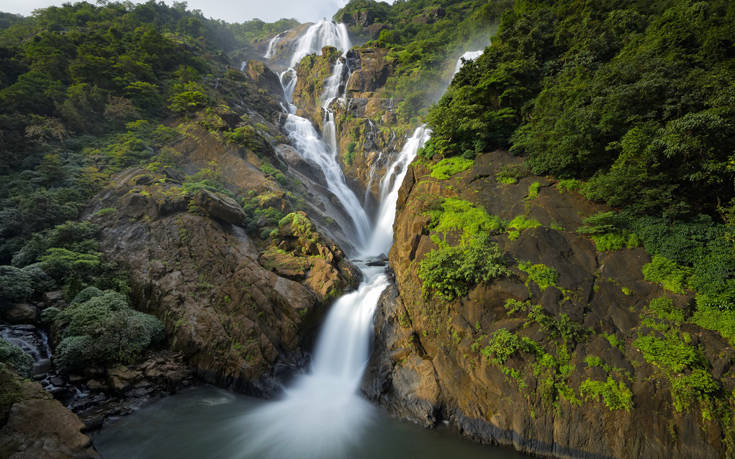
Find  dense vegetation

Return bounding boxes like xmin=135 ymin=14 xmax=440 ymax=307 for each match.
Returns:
xmin=335 ymin=0 xmax=512 ymax=122
xmin=421 ymin=0 xmax=735 ymax=348
xmin=427 ymin=0 xmax=735 ymax=217
xmin=0 ymin=2 xmax=296 ymax=371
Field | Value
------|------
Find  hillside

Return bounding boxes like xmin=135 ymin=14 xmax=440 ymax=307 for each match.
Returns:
xmin=0 ymin=0 xmax=734 ymax=458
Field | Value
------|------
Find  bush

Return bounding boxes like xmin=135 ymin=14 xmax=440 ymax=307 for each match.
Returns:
xmin=51 ymin=290 xmax=164 ymax=371
xmin=642 ymin=255 xmax=689 ymax=294
xmin=580 ymin=376 xmax=633 ymax=412
xmin=518 ymin=261 xmax=558 ymax=291
xmin=670 ymin=369 xmax=719 ymax=413
xmin=429 ymin=157 xmax=474 ymax=180
xmin=418 ymin=233 xmax=508 ymax=301
xmin=0 ymin=339 xmax=33 ymax=378
xmin=506 ymin=215 xmax=541 ymax=240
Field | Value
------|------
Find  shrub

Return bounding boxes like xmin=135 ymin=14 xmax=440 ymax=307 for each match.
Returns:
xmin=426 ymin=198 xmax=505 ymax=246
xmin=580 ymin=377 xmax=633 ymax=412
xmin=642 ymin=255 xmax=689 ymax=294
xmin=527 ymin=182 xmax=540 ymax=200
xmin=518 ymin=261 xmax=558 ymax=291
xmin=0 ymin=339 xmax=33 ymax=378
xmin=506 ymin=215 xmax=541 ymax=240
xmin=481 ymin=329 xmax=521 ymax=364
xmin=418 ymin=233 xmax=508 ymax=301
xmin=430 ymin=157 xmax=474 ymax=180
xmin=51 ymin=290 xmax=164 ymax=371
xmin=168 ymin=82 xmax=207 ymax=113
xmin=633 ymin=333 xmax=703 ymax=373
xmin=670 ymin=369 xmax=719 ymax=413
xmin=556 ymin=179 xmax=582 ymax=193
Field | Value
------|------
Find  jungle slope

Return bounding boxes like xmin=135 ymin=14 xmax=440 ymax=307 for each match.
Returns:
xmin=364 ymin=0 xmax=735 ymax=458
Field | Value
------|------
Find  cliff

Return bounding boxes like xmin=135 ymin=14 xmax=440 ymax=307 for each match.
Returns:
xmin=363 ymin=150 xmax=735 ymax=458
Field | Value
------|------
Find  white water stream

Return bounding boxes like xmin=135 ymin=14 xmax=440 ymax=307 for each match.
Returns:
xmin=239 ymin=21 xmax=430 ymax=458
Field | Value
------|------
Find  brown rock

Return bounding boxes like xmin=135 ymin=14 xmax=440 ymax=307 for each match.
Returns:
xmin=3 ymin=303 xmax=37 ymax=324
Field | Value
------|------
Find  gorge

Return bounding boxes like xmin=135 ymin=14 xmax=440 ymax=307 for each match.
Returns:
xmin=1 ymin=1 xmax=735 ymax=459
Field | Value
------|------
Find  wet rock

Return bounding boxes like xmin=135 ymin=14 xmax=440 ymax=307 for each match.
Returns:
xmin=0 ymin=365 xmax=98 ymax=458
xmin=31 ymin=358 xmax=52 ymax=377
xmin=365 ymin=149 xmax=724 ymax=458
xmin=3 ymin=303 xmax=38 ymax=324
xmin=244 ymin=60 xmax=285 ymax=101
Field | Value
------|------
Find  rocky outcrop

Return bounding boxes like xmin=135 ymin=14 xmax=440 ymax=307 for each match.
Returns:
xmin=0 ymin=364 xmax=97 ymax=458
xmin=243 ymin=60 xmax=285 ymax=102
xmin=260 ymin=212 xmax=360 ymax=303
xmin=88 ymin=166 xmax=347 ymax=395
xmin=363 ymin=150 xmax=734 ymax=458
xmin=291 ymin=46 xmax=342 ymax=130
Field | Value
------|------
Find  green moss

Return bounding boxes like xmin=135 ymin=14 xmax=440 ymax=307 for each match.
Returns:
xmin=426 ymin=198 xmax=505 ymax=246
xmin=642 ymin=255 xmax=690 ymax=294
xmin=527 ymin=181 xmax=540 ymax=200
xmin=430 ymin=157 xmax=474 ymax=180
xmin=506 ymin=215 xmax=541 ymax=240
xmin=580 ymin=376 xmax=633 ymax=412
xmin=518 ymin=260 xmax=559 ymax=291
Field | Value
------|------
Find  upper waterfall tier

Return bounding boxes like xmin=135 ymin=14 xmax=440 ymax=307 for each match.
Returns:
xmin=290 ymin=20 xmax=352 ymax=68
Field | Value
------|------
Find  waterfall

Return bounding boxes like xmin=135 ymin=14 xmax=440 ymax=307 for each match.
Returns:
xmin=290 ymin=20 xmax=351 ymax=68
xmin=366 ymin=127 xmax=431 ymax=256
xmin=453 ymin=49 xmax=484 ymax=76
xmin=284 ymin=114 xmax=370 ymax=247
xmin=238 ymin=22 xmax=439 ymax=459
xmin=264 ymin=33 xmax=283 ymax=59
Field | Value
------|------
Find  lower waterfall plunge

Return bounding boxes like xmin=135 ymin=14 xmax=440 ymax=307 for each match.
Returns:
xmin=236 ymin=121 xmax=428 ymax=457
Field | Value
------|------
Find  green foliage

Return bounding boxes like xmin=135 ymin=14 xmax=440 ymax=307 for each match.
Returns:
xmin=0 ymin=264 xmax=51 ymax=302
xmin=506 ymin=215 xmax=541 ymax=241
xmin=12 ymin=221 xmax=98 ymax=268
xmin=426 ymin=198 xmax=505 ymax=246
xmin=0 ymin=339 xmax=33 ymax=378
xmin=670 ymin=369 xmax=720 ymax=413
xmin=526 ymin=182 xmax=540 ymax=200
xmin=51 ymin=289 xmax=164 ymax=371
xmin=518 ymin=260 xmax=558 ymax=291
xmin=168 ymin=82 xmax=208 ymax=113
xmin=634 ymin=333 xmax=703 ymax=374
xmin=429 ymin=157 xmax=474 ymax=180
xmin=482 ymin=328 xmax=522 ymax=364
xmin=495 ymin=164 xmax=527 ymax=185
xmin=580 ymin=377 xmax=633 ymax=412
xmin=642 ymin=255 xmax=689 ymax=294
xmin=556 ymin=179 xmax=582 ymax=193
xmin=429 ymin=0 xmax=735 ymax=218
xmin=345 ymin=141 xmax=356 ymax=166
xmin=419 ymin=233 xmax=508 ymax=301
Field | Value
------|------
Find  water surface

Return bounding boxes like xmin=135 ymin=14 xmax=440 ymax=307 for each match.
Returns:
xmin=93 ymin=386 xmax=526 ymax=459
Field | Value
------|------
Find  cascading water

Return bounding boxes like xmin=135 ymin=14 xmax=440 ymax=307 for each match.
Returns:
xmin=289 ymin=20 xmax=351 ymax=68
xmin=284 ymin=114 xmax=370 ymax=247
xmin=263 ymin=33 xmax=283 ymax=59
xmin=236 ymin=22 xmax=430 ymax=459
xmin=453 ymin=49 xmax=485 ymax=75
xmin=366 ymin=126 xmax=431 ymax=256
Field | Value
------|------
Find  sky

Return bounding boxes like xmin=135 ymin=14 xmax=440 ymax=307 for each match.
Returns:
xmin=0 ymin=0 xmax=380 ymax=23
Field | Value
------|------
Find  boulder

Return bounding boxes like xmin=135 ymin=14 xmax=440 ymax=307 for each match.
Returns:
xmin=191 ymin=190 xmax=247 ymax=226
xmin=3 ymin=303 xmax=38 ymax=324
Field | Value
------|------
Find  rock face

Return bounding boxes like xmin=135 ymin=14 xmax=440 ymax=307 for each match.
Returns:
xmin=0 ymin=364 xmax=97 ymax=458
xmin=363 ymin=150 xmax=734 ymax=458
xmin=260 ymin=212 xmax=360 ymax=303
xmin=243 ymin=60 xmax=285 ymax=101
xmin=292 ymin=46 xmax=405 ymax=217
xmin=88 ymin=165 xmax=358 ymax=395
